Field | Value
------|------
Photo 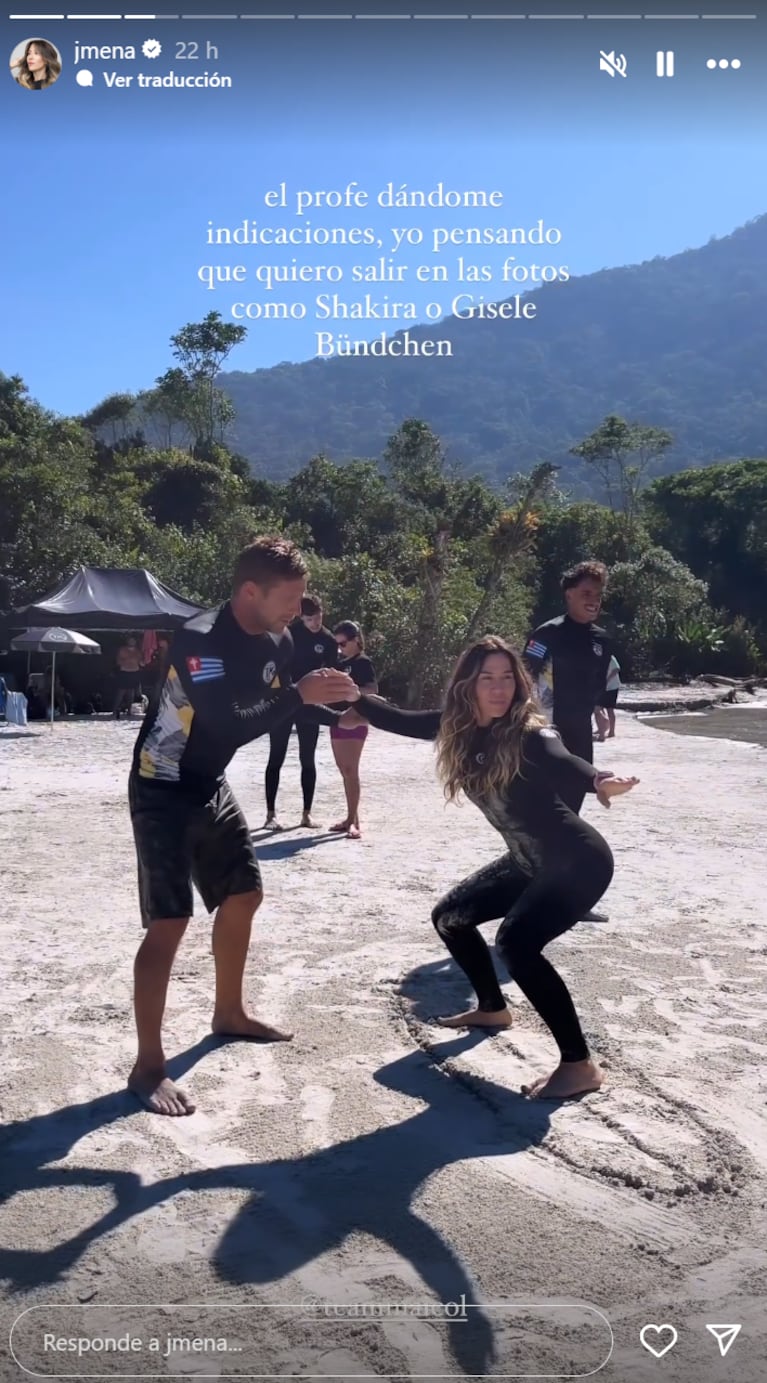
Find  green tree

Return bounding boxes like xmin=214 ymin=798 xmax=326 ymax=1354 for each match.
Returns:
xmin=142 ymin=369 xmax=196 ymax=450
xmin=80 ymin=392 xmax=140 ymax=447
xmin=141 ymin=313 xmax=247 ymax=457
xmin=531 ymin=500 xmax=653 ymax=623
xmin=606 ymin=547 xmax=708 ymax=678
xmin=465 ymin=463 xmax=558 ymax=643
xmin=0 ymin=378 xmax=95 ymax=601
xmin=644 ymin=458 xmax=767 ymax=644
xmin=282 ymin=454 xmax=400 ymax=559
xmin=169 ymin=312 xmax=246 ymax=457
xmin=138 ymin=452 xmax=245 ymax=531
xmin=382 ymin=417 xmax=450 ymax=512
xmin=570 ymin=415 xmax=674 ymax=526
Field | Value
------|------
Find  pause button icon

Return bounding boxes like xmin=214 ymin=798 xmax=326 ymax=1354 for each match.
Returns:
xmin=656 ymin=50 xmax=674 ymax=76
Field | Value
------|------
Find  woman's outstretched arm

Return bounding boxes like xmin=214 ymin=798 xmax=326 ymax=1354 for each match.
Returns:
xmin=526 ymin=728 xmax=638 ymax=805
xmin=354 ymin=695 xmax=442 ymax=742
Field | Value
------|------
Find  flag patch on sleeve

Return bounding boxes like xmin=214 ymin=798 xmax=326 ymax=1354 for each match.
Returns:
xmin=186 ymin=655 xmax=225 ymax=682
xmin=526 ymin=640 xmax=547 ymax=659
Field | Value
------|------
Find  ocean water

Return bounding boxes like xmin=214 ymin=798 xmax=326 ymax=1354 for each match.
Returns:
xmin=642 ymin=704 xmax=767 ymax=750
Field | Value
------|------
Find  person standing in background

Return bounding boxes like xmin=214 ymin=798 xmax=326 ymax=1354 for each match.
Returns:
xmin=523 ymin=561 xmax=613 ymax=922
xmin=264 ymin=595 xmax=340 ymax=830
xmin=113 ymin=636 xmax=144 ymax=719
xmin=44 ymin=664 xmax=72 ymax=718
xmin=595 ymin=654 xmax=621 ymax=741
xmin=329 ymin=621 xmax=378 ymax=840
xmin=523 ymin=561 xmax=612 ymax=810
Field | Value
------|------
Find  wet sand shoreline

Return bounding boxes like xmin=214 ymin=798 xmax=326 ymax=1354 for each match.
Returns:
xmin=641 ymin=703 xmax=767 ymax=750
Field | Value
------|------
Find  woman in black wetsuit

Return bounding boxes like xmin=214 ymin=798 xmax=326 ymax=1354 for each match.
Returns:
xmin=342 ymin=636 xmax=638 ymax=1100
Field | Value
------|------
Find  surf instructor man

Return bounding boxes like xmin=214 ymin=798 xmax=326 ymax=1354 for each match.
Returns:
xmin=523 ymin=560 xmax=612 ymax=807
xmin=127 ymin=537 xmax=357 ymax=1116
xmin=523 ymin=560 xmax=613 ymax=922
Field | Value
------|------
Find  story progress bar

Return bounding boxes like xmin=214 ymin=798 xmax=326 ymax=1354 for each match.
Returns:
xmin=7 ymin=11 xmax=761 ymax=19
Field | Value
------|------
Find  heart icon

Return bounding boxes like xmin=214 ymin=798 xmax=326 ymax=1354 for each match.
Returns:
xmin=640 ymin=1324 xmax=678 ymax=1358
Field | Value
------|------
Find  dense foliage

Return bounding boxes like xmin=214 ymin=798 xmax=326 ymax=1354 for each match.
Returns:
xmin=2 ymin=299 xmax=765 ymax=699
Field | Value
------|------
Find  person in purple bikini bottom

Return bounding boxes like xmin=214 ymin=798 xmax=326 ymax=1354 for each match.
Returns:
xmin=329 ymin=620 xmax=378 ymax=839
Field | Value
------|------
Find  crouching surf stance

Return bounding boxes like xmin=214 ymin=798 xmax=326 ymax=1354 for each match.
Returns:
xmin=342 ymin=637 xmax=638 ymax=1100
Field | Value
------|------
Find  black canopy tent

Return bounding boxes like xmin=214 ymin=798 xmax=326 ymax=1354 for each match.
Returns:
xmin=9 ymin=566 xmax=202 ymax=631
xmin=0 ymin=568 xmax=203 ymax=705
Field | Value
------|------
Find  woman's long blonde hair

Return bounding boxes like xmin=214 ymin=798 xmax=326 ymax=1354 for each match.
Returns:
xmin=435 ymin=636 xmax=546 ymax=803
xmin=14 ymin=39 xmax=61 ymax=88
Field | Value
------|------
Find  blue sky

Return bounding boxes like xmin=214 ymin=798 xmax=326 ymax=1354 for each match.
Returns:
xmin=2 ymin=6 xmax=764 ymax=415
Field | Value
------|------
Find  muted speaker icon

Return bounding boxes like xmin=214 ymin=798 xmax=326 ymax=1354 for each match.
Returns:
xmin=599 ymin=50 xmax=627 ymax=77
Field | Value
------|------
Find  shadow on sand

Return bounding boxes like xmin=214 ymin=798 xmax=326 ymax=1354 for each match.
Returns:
xmin=0 ymin=965 xmax=560 ymax=1374
xmin=249 ymin=830 xmax=349 ymax=860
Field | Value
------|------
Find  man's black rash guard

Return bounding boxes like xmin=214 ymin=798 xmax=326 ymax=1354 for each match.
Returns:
xmin=356 ymin=697 xmax=601 ymax=872
xmin=132 ymin=603 xmax=340 ymax=798
xmin=522 ymin=615 xmax=612 ymax=725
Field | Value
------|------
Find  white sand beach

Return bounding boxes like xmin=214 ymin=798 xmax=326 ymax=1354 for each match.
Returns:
xmin=1 ymin=712 xmax=765 ymax=1381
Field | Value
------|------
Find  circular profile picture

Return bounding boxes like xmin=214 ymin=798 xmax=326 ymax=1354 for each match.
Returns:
xmin=10 ymin=37 xmax=62 ymax=90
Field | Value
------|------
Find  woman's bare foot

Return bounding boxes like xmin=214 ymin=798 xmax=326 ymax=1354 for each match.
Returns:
xmin=329 ymin=819 xmax=350 ymax=833
xmin=128 ymin=1065 xmax=196 ymax=1116
xmin=212 ymin=1010 xmax=294 ymax=1042
xmin=264 ymin=813 xmax=283 ymax=832
xmin=346 ymin=824 xmax=361 ymax=839
xmin=435 ymin=1007 xmax=512 ymax=1029
xmin=300 ymin=811 xmax=317 ymax=828
xmin=522 ymin=1058 xmax=604 ymax=1100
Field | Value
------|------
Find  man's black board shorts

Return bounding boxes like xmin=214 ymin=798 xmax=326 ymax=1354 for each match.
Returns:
xmin=129 ymin=773 xmax=262 ymax=926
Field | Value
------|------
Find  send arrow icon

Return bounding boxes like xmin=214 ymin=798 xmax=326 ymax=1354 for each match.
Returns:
xmin=706 ymin=1324 xmax=741 ymax=1357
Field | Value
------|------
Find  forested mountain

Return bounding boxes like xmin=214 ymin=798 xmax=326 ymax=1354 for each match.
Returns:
xmin=221 ymin=215 xmax=767 ymax=489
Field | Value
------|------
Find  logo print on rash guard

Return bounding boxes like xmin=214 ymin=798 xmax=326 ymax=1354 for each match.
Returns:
xmin=186 ymin=656 xmax=225 ymax=683
xmin=263 ymin=661 xmax=277 ymax=683
xmin=314 ymin=643 xmax=324 ymax=654
xmin=593 ymin=643 xmax=603 ymax=657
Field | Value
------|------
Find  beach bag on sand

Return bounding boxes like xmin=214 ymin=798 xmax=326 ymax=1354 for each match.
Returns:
xmin=5 ymin=691 xmax=28 ymax=726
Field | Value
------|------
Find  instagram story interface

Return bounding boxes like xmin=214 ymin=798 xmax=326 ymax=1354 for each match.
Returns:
xmin=1 ymin=2 xmax=766 ymax=1382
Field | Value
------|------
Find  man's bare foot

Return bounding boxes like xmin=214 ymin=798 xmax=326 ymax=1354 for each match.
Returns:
xmin=435 ymin=1007 xmax=512 ymax=1029
xmin=128 ymin=1065 xmax=196 ymax=1116
xmin=346 ymin=824 xmax=361 ymax=839
xmin=329 ymin=819 xmax=350 ymax=833
xmin=212 ymin=1011 xmax=294 ymax=1042
xmin=300 ymin=811 xmax=317 ymax=828
xmin=522 ymin=1058 xmax=604 ymax=1100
